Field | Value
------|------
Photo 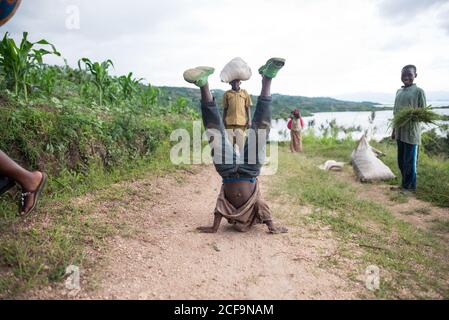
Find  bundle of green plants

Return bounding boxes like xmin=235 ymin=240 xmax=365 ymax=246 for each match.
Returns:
xmin=392 ymin=105 xmax=442 ymax=128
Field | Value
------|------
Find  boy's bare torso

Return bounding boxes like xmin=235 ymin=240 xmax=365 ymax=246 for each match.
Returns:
xmin=223 ymin=181 xmax=256 ymax=209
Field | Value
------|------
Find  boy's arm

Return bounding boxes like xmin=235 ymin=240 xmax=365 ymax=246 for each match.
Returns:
xmin=246 ymin=106 xmax=252 ymax=129
xmin=418 ymin=89 xmax=427 ymax=109
xmin=197 ymin=213 xmax=223 ymax=233
xmin=223 ymin=109 xmax=228 ymax=127
xmin=222 ymin=94 xmax=228 ymax=126
xmin=246 ymin=92 xmax=252 ymax=128
xmin=392 ymin=90 xmax=400 ymax=139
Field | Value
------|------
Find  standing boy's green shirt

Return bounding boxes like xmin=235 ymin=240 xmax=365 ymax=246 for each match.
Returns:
xmin=393 ymin=84 xmax=427 ymax=145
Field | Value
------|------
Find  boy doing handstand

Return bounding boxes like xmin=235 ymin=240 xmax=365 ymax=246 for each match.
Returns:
xmin=183 ymin=58 xmax=288 ymax=234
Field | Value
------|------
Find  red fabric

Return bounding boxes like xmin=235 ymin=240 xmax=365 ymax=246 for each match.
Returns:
xmin=287 ymin=119 xmax=292 ymax=130
xmin=300 ymin=117 xmax=305 ymax=129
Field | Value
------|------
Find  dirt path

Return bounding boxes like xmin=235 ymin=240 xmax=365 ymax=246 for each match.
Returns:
xmin=24 ymin=165 xmax=367 ymax=300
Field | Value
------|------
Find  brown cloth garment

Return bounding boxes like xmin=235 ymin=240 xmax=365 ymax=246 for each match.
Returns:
xmin=214 ymin=181 xmax=272 ymax=232
xmin=290 ymin=130 xmax=303 ymax=153
xmin=290 ymin=118 xmax=303 ymax=153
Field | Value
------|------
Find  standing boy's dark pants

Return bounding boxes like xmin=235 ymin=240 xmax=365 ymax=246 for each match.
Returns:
xmin=397 ymin=140 xmax=419 ymax=190
xmin=201 ymin=96 xmax=272 ymax=178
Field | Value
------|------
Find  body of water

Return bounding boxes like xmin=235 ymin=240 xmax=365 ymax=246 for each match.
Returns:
xmin=270 ymin=101 xmax=449 ymax=142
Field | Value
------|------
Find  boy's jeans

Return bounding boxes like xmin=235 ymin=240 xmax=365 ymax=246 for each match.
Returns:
xmin=397 ymin=140 xmax=419 ymax=190
xmin=201 ymin=96 xmax=272 ymax=178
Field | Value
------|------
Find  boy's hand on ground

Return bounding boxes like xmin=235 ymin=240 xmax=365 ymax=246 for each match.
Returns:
xmin=197 ymin=226 xmax=218 ymax=234
xmin=268 ymin=226 xmax=289 ymax=234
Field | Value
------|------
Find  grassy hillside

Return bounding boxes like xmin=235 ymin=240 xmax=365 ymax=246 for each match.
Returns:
xmin=0 ymin=32 xmax=200 ymax=296
xmin=159 ymin=86 xmax=391 ymax=119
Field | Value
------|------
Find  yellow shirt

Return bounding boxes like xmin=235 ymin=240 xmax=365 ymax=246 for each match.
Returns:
xmin=222 ymin=89 xmax=252 ymax=126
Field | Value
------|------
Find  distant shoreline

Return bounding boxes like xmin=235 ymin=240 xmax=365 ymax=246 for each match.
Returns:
xmin=273 ymin=106 xmax=449 ymax=120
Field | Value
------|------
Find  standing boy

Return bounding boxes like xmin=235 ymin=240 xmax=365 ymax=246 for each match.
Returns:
xmin=289 ymin=109 xmax=303 ymax=153
xmin=391 ymin=65 xmax=427 ymax=192
xmin=183 ymin=58 xmax=288 ymax=234
xmin=222 ymin=79 xmax=253 ymax=154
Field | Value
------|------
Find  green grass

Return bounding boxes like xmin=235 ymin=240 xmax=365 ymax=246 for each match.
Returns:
xmin=414 ymin=207 xmax=432 ymax=215
xmin=0 ymin=32 xmax=199 ymax=297
xmin=377 ymin=140 xmax=449 ymax=207
xmin=301 ymin=132 xmax=356 ymax=163
xmin=269 ymin=141 xmax=449 ymax=298
xmin=400 ymin=207 xmax=432 ymax=216
xmin=388 ymin=192 xmax=410 ymax=204
xmin=0 ymin=85 xmax=198 ymax=297
xmin=299 ymin=132 xmax=449 ymax=208
xmin=0 ymin=140 xmax=187 ymax=298
xmin=0 ymin=38 xmax=201 ymax=297
xmin=431 ymin=219 xmax=449 ymax=233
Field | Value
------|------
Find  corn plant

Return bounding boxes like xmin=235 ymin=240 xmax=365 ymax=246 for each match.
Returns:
xmin=170 ymin=96 xmax=188 ymax=113
xmin=118 ymin=72 xmax=143 ymax=100
xmin=139 ymin=84 xmax=161 ymax=109
xmin=170 ymin=96 xmax=198 ymax=118
xmin=0 ymin=32 xmax=60 ymax=102
xmin=104 ymin=80 xmax=121 ymax=106
xmin=31 ymin=65 xmax=59 ymax=96
xmin=78 ymin=58 xmax=114 ymax=106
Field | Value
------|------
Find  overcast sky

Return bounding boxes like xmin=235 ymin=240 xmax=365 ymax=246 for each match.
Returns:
xmin=2 ymin=0 xmax=449 ymax=100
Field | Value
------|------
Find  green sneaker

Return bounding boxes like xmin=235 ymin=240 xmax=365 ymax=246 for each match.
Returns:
xmin=183 ymin=66 xmax=215 ymax=88
xmin=258 ymin=58 xmax=286 ymax=79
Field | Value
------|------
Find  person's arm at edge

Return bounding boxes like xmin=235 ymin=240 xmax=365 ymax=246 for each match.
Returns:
xmin=418 ymin=89 xmax=427 ymax=109
xmin=246 ymin=91 xmax=252 ymax=129
xmin=392 ymin=90 xmax=399 ymax=140
xmin=222 ymin=93 xmax=228 ymax=127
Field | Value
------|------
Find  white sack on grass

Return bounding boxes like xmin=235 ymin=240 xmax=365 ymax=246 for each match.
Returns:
xmin=319 ymin=160 xmax=345 ymax=171
xmin=351 ymin=136 xmax=396 ymax=182
xmin=220 ymin=57 xmax=252 ymax=83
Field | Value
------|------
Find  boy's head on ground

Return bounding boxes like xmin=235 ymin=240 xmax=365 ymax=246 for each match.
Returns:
xmin=230 ymin=79 xmax=241 ymax=91
xmin=401 ymin=65 xmax=417 ymax=87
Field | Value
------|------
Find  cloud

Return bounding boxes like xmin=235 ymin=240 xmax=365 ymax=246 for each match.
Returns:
xmin=436 ymin=5 xmax=449 ymax=35
xmin=1 ymin=0 xmax=448 ymax=96
xmin=381 ymin=36 xmax=416 ymax=51
xmin=377 ymin=0 xmax=447 ymax=22
xmin=3 ymin=0 xmax=214 ymax=80
xmin=5 ymin=0 xmax=192 ymax=39
xmin=376 ymin=0 xmax=449 ymax=37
